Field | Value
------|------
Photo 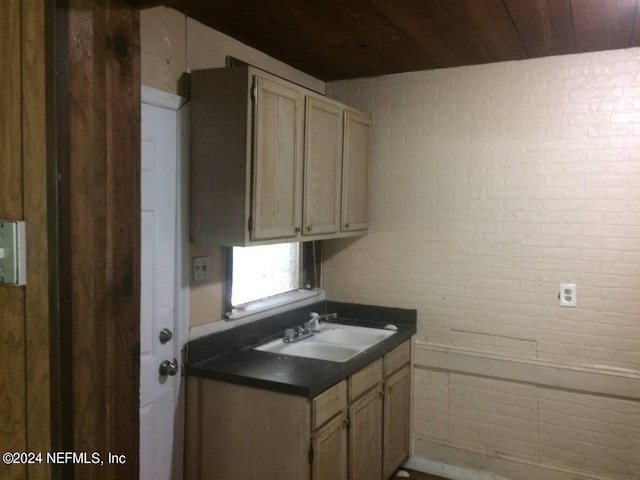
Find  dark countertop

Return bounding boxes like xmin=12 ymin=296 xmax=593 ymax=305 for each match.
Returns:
xmin=185 ymin=301 xmax=417 ymax=398
xmin=187 ymin=322 xmax=414 ymax=397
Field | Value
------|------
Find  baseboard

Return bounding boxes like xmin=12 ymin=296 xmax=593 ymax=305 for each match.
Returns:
xmin=403 ymin=455 xmax=512 ymax=480
xmin=406 ymin=439 xmax=621 ymax=480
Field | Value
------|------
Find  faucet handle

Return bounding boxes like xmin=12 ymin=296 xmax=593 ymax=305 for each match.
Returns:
xmin=305 ymin=315 xmax=321 ymax=332
xmin=310 ymin=312 xmax=337 ymax=321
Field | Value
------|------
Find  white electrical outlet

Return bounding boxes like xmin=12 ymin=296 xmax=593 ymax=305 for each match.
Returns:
xmin=193 ymin=256 xmax=211 ymax=282
xmin=559 ymin=283 xmax=577 ymax=307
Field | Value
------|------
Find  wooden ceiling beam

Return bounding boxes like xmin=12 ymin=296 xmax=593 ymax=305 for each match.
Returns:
xmin=178 ymin=0 xmax=360 ymax=80
xmin=369 ymin=0 xmax=485 ymax=68
xmin=571 ymin=0 xmax=638 ymax=52
xmin=433 ymin=0 xmax=528 ymax=63
xmin=628 ymin=0 xmax=640 ymax=46
xmin=123 ymin=0 xmax=181 ymax=7
xmin=121 ymin=0 xmax=639 ymax=81
xmin=504 ymin=0 xmax=576 ymax=57
xmin=304 ymin=0 xmax=439 ymax=75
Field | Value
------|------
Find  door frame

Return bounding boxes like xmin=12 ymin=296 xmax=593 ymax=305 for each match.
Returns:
xmin=141 ymin=85 xmax=189 ymax=479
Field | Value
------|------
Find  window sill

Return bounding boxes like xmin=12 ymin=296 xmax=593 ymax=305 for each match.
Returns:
xmin=189 ymin=288 xmax=325 ymax=341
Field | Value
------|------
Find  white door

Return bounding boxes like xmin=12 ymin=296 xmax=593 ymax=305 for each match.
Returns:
xmin=140 ymin=100 xmax=178 ymax=480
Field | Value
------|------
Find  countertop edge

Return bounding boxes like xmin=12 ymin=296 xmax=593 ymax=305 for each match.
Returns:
xmin=186 ymin=325 xmax=415 ymax=397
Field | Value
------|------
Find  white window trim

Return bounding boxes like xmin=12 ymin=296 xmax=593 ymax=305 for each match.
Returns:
xmin=188 ymin=288 xmax=325 ymax=341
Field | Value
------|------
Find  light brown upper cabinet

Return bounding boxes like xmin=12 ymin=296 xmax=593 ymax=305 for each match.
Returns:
xmin=190 ymin=65 xmax=371 ymax=246
xmin=190 ymin=67 xmax=304 ymax=245
xmin=252 ymin=76 xmax=304 ymax=241
xmin=342 ymin=110 xmax=371 ymax=233
xmin=303 ymin=95 xmax=344 ymax=236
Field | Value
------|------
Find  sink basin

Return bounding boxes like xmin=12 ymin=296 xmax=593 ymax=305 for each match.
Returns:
xmin=254 ymin=322 xmax=396 ymax=362
xmin=255 ymin=340 xmax=362 ymax=362
xmin=316 ymin=324 xmax=394 ymax=347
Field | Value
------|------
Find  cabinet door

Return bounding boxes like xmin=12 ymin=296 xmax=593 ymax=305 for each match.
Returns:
xmin=342 ymin=110 xmax=370 ymax=232
xmin=383 ymin=364 xmax=411 ymax=479
xmin=303 ymin=96 xmax=343 ymax=236
xmin=349 ymin=387 xmax=383 ymax=480
xmin=312 ymin=413 xmax=348 ymax=480
xmin=252 ymin=75 xmax=304 ymax=241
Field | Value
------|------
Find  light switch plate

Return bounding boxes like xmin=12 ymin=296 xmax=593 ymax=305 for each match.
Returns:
xmin=193 ymin=256 xmax=211 ymax=282
xmin=0 ymin=220 xmax=27 ymax=286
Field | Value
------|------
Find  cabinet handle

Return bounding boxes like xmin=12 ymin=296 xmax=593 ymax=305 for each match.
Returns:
xmin=344 ymin=223 xmax=350 ymax=229
xmin=295 ymin=226 xmax=301 ymax=233
xmin=306 ymin=225 xmax=313 ymax=232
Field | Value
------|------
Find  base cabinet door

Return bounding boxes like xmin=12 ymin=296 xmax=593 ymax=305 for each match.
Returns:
xmin=383 ymin=364 xmax=411 ymax=479
xmin=312 ymin=413 xmax=348 ymax=480
xmin=349 ymin=387 xmax=383 ymax=480
xmin=189 ymin=379 xmax=310 ymax=480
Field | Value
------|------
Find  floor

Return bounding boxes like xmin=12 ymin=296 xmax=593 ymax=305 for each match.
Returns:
xmin=393 ymin=469 xmax=449 ymax=480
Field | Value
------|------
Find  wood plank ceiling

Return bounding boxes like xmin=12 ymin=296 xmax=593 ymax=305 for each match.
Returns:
xmin=128 ymin=0 xmax=640 ymax=81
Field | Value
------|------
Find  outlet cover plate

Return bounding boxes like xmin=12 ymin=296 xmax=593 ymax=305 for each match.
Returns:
xmin=193 ymin=256 xmax=211 ymax=282
xmin=559 ymin=283 xmax=577 ymax=307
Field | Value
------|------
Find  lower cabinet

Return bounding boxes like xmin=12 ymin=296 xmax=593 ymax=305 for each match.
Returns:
xmin=312 ymin=380 xmax=348 ymax=480
xmin=383 ymin=363 xmax=411 ymax=479
xmin=348 ymin=359 xmax=384 ymax=480
xmin=186 ymin=378 xmax=311 ymax=480
xmin=345 ymin=342 xmax=412 ymax=480
xmin=312 ymin=409 xmax=348 ymax=480
xmin=185 ymin=340 xmax=411 ymax=480
xmin=383 ymin=341 xmax=412 ymax=478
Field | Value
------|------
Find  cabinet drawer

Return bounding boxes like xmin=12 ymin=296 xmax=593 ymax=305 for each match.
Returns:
xmin=313 ymin=380 xmax=347 ymax=430
xmin=349 ymin=358 xmax=382 ymax=401
xmin=384 ymin=341 xmax=411 ymax=377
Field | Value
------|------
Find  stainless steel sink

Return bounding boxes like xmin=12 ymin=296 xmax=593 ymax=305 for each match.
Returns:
xmin=254 ymin=322 xmax=396 ymax=362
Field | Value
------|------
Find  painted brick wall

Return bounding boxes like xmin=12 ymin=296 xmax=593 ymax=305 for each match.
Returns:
xmin=326 ymin=48 xmax=640 ymax=479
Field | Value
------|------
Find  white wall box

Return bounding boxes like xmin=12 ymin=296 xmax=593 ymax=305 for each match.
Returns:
xmin=190 ymin=65 xmax=371 ymax=246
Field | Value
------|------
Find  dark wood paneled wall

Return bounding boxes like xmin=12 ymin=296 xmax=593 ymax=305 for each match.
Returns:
xmin=0 ymin=1 xmax=51 ymax=480
xmin=1 ymin=1 xmax=140 ymax=479
xmin=0 ymin=1 xmax=28 ymax=476
xmin=23 ymin=0 xmax=53 ymax=478
xmin=61 ymin=0 xmax=141 ymax=478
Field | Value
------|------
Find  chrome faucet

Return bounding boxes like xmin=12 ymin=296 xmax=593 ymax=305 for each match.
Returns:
xmin=283 ymin=326 xmax=314 ymax=343
xmin=283 ymin=312 xmax=338 ymax=343
xmin=305 ymin=312 xmax=337 ymax=332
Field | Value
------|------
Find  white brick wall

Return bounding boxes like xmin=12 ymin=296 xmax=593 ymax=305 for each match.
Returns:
xmin=539 ymin=389 xmax=640 ymax=478
xmin=415 ymin=370 xmax=640 ymax=479
xmin=326 ymin=48 xmax=640 ymax=479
